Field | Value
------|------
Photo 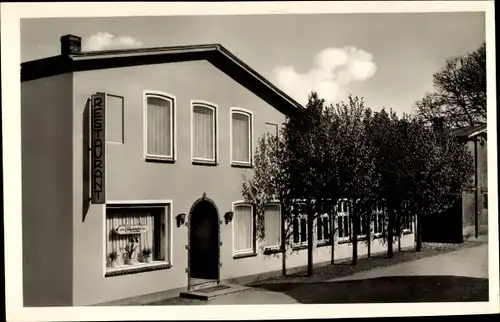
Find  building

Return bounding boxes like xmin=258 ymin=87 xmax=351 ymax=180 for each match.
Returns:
xmin=21 ymin=34 xmax=416 ymax=306
xmin=421 ymin=123 xmax=488 ymax=243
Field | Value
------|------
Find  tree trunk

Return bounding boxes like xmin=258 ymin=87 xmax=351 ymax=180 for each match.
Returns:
xmin=281 ymin=203 xmax=286 ymax=276
xmin=416 ymin=213 xmax=422 ymax=252
xmin=307 ymin=211 xmax=314 ymax=276
xmin=387 ymin=208 xmax=394 ymax=258
xmin=330 ymin=211 xmax=335 ymax=265
xmin=367 ymin=213 xmax=371 ymax=258
xmin=352 ymin=201 xmax=358 ymax=265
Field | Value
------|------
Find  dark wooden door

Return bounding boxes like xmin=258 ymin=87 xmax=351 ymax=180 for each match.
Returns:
xmin=189 ymin=200 xmax=219 ymax=280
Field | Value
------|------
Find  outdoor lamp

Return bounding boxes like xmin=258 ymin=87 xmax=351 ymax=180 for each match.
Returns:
xmin=224 ymin=211 xmax=234 ymax=225
xmin=176 ymin=213 xmax=186 ymax=227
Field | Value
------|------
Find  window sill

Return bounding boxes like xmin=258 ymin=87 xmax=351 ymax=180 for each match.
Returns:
xmin=231 ymin=163 xmax=253 ymax=169
xmin=402 ymin=230 xmax=414 ymax=235
xmin=105 ymin=262 xmax=171 ymax=277
xmin=233 ymin=252 xmax=258 ymax=259
xmin=316 ymin=241 xmax=331 ymax=248
xmin=192 ymin=160 xmax=218 ymax=167
xmin=292 ymin=244 xmax=308 ymax=251
xmin=338 ymin=238 xmax=351 ymax=245
xmin=145 ymin=156 xmax=175 ymax=164
xmin=263 ymin=247 xmax=283 ymax=255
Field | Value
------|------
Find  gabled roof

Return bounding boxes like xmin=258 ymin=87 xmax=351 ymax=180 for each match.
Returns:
xmin=451 ymin=124 xmax=487 ymax=139
xmin=21 ymin=43 xmax=304 ymax=116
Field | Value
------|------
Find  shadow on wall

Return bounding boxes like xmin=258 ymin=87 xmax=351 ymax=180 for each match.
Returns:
xmin=251 ymin=275 xmax=488 ymax=303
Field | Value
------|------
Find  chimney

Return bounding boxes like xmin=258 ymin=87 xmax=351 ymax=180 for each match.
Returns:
xmin=431 ymin=117 xmax=445 ymax=132
xmin=60 ymin=34 xmax=82 ymax=56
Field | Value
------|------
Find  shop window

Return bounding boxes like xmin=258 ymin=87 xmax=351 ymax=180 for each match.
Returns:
xmin=263 ymin=203 xmax=281 ymax=249
xmin=233 ymin=203 xmax=255 ymax=256
xmin=106 ymin=94 xmax=124 ymax=144
xmin=145 ymin=92 xmax=175 ymax=161
xmin=105 ymin=203 xmax=171 ymax=274
xmin=192 ymin=101 xmax=217 ymax=164
xmin=231 ymin=108 xmax=253 ymax=166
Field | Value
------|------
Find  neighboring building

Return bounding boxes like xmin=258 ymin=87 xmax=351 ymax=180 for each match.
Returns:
xmin=421 ymin=123 xmax=488 ymax=243
xmin=454 ymin=124 xmax=488 ymax=239
xmin=21 ymin=34 xmax=416 ymax=306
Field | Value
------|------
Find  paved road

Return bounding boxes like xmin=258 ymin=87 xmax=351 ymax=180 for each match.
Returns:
xmin=207 ymin=244 xmax=488 ymax=305
xmin=328 ymin=243 xmax=488 ymax=282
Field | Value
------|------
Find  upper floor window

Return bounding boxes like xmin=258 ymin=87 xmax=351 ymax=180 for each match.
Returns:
xmin=231 ymin=108 xmax=253 ymax=166
xmin=106 ymin=94 xmax=125 ymax=144
xmin=265 ymin=122 xmax=279 ymax=138
xmin=192 ymin=101 xmax=217 ymax=164
xmin=144 ymin=92 xmax=175 ymax=161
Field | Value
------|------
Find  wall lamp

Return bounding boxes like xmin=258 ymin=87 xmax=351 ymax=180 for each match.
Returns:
xmin=224 ymin=211 xmax=234 ymax=225
xmin=176 ymin=213 xmax=186 ymax=227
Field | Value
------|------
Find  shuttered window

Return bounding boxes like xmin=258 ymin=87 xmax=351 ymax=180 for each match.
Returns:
xmin=192 ymin=103 xmax=216 ymax=162
xmin=231 ymin=109 xmax=252 ymax=165
xmin=233 ymin=203 xmax=254 ymax=255
xmin=145 ymin=93 xmax=174 ymax=160
xmin=264 ymin=204 xmax=281 ymax=248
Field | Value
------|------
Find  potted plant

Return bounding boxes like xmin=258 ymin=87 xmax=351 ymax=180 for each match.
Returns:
xmin=142 ymin=248 xmax=153 ymax=263
xmin=124 ymin=238 xmax=139 ymax=265
xmin=109 ymin=251 xmax=118 ymax=268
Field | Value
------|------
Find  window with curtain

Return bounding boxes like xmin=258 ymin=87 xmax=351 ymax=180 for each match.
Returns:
xmin=192 ymin=103 xmax=216 ymax=162
xmin=264 ymin=203 xmax=281 ymax=249
xmin=337 ymin=200 xmax=351 ymax=241
xmin=145 ymin=94 xmax=174 ymax=160
xmin=231 ymin=110 xmax=252 ymax=165
xmin=316 ymin=213 xmax=330 ymax=244
xmin=233 ymin=203 xmax=254 ymax=255
xmin=105 ymin=205 xmax=170 ymax=271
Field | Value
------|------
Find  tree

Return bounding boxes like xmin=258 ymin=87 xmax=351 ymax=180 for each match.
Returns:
xmin=281 ymin=92 xmax=337 ymax=276
xmin=416 ymin=42 xmax=486 ymax=128
xmin=332 ymin=96 xmax=375 ymax=264
xmin=241 ymin=130 xmax=293 ymax=276
xmin=243 ymin=92 xmax=337 ymax=277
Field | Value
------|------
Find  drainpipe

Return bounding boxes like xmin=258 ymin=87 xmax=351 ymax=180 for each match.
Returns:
xmin=474 ymin=137 xmax=479 ymax=238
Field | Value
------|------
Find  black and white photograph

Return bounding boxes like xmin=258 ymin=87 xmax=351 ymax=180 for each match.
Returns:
xmin=2 ymin=1 xmax=498 ymax=320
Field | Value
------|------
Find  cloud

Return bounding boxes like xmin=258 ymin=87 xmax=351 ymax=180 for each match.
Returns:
xmin=82 ymin=32 xmax=143 ymax=51
xmin=272 ymin=47 xmax=377 ymax=105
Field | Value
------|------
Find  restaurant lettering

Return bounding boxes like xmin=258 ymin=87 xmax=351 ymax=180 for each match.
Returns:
xmin=91 ymin=93 xmax=106 ymax=204
xmin=115 ymin=225 xmax=148 ymax=235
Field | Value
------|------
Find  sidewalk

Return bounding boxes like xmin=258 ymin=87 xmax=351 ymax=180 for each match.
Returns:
xmin=146 ymin=239 xmax=488 ymax=305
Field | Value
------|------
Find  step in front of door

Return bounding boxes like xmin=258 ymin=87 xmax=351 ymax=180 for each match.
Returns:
xmin=179 ymin=284 xmax=250 ymax=301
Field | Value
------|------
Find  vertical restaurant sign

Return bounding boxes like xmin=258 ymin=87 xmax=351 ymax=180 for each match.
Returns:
xmin=91 ymin=93 xmax=106 ymax=204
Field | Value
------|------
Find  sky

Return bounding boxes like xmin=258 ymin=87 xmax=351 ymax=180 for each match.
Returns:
xmin=21 ymin=12 xmax=485 ymax=116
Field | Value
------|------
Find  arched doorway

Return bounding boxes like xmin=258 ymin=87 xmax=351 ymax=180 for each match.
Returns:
xmin=188 ymin=195 xmax=220 ymax=289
